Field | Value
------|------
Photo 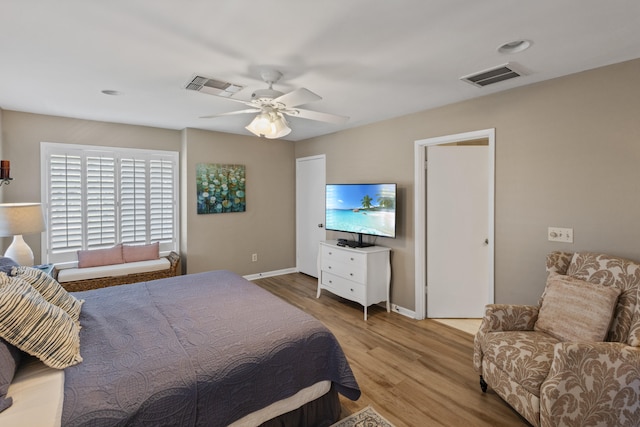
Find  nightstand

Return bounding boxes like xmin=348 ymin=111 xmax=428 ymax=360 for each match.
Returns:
xmin=32 ymin=263 xmax=55 ymax=277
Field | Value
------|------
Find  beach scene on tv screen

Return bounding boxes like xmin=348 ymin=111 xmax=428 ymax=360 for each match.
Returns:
xmin=326 ymin=184 xmax=396 ymax=237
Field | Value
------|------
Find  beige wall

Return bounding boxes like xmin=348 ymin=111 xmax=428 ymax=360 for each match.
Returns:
xmin=296 ymin=58 xmax=640 ymax=310
xmin=1 ymin=112 xmax=181 ymax=262
xmin=0 ymin=112 xmax=296 ymax=277
xmin=2 ymin=58 xmax=639 ymax=312
xmin=181 ymin=128 xmax=295 ymax=275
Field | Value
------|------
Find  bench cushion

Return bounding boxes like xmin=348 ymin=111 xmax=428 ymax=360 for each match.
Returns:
xmin=57 ymin=258 xmax=170 ymax=284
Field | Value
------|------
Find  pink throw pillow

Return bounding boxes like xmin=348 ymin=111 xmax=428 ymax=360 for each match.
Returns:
xmin=77 ymin=244 xmax=124 ymax=268
xmin=123 ymin=242 xmax=160 ymax=263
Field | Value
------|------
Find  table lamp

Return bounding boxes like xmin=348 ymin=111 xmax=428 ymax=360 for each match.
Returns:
xmin=0 ymin=203 xmax=46 ymax=266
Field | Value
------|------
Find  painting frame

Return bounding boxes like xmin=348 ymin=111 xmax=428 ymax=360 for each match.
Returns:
xmin=196 ymin=163 xmax=246 ymax=214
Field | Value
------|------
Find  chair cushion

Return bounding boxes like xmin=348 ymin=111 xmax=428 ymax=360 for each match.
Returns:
xmin=535 ymin=275 xmax=621 ymax=342
xmin=566 ymin=252 xmax=640 ymax=343
xmin=480 ymin=330 xmax=560 ymax=397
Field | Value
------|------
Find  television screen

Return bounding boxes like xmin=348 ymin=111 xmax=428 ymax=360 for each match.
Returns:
xmin=325 ymin=183 xmax=397 ymax=240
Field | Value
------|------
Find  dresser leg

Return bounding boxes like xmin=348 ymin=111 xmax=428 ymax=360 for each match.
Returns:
xmin=364 ymin=307 xmax=367 ymax=321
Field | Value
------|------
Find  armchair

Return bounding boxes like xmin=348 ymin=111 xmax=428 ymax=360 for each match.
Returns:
xmin=474 ymin=251 xmax=640 ymax=426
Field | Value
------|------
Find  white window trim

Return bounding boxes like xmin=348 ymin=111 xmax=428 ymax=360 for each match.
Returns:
xmin=40 ymin=142 xmax=179 ymax=265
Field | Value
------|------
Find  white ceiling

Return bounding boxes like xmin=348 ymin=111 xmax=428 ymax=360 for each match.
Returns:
xmin=1 ymin=1 xmax=640 ymax=141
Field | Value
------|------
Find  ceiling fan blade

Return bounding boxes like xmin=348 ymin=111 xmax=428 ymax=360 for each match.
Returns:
xmin=200 ymin=108 xmax=260 ymax=119
xmin=285 ymin=108 xmax=349 ymax=125
xmin=274 ymin=88 xmax=322 ymax=108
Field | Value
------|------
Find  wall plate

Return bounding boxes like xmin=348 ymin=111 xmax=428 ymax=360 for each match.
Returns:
xmin=548 ymin=227 xmax=573 ymax=243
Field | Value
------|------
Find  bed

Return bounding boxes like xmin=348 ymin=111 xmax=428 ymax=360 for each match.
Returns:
xmin=0 ymin=268 xmax=360 ymax=426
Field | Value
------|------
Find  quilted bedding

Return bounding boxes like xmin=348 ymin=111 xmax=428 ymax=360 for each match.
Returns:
xmin=61 ymin=270 xmax=360 ymax=426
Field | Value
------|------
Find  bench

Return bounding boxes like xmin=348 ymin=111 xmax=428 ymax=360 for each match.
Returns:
xmin=53 ymin=251 xmax=180 ymax=292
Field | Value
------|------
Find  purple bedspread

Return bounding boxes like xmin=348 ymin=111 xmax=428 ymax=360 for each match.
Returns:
xmin=61 ymin=270 xmax=360 ymax=426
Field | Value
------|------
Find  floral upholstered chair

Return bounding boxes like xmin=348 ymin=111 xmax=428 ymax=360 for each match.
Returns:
xmin=473 ymin=251 xmax=640 ymax=427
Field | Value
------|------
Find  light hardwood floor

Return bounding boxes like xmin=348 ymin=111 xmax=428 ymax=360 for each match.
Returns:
xmin=253 ymin=273 xmax=530 ymax=427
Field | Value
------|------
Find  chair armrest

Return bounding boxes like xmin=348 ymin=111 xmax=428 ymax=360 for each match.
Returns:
xmin=479 ymin=304 xmax=539 ymax=333
xmin=540 ymin=342 xmax=640 ymax=427
xmin=473 ymin=304 xmax=539 ymax=373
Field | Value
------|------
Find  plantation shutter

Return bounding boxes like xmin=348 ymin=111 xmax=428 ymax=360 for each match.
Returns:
xmin=86 ymin=155 xmax=117 ymax=248
xmin=120 ymin=158 xmax=147 ymax=244
xmin=49 ymin=154 xmax=83 ymax=254
xmin=41 ymin=143 xmax=179 ymax=265
xmin=150 ymin=159 xmax=174 ymax=242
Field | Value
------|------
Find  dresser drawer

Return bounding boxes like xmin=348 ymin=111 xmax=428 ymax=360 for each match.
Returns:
xmin=320 ymin=259 xmax=365 ymax=283
xmin=320 ymin=245 xmax=366 ymax=268
xmin=321 ymin=272 xmax=365 ymax=302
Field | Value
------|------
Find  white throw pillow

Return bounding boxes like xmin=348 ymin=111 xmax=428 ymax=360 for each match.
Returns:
xmin=0 ymin=274 xmax=82 ymax=369
xmin=11 ymin=266 xmax=83 ymax=321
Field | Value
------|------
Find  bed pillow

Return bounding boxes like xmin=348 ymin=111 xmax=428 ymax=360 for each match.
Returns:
xmin=0 ymin=338 xmax=21 ymax=413
xmin=0 ymin=257 xmax=18 ymax=274
xmin=77 ymin=243 xmax=124 ymax=268
xmin=0 ymin=274 xmax=82 ymax=369
xmin=123 ymin=242 xmax=160 ymax=263
xmin=534 ymin=275 xmax=621 ymax=342
xmin=11 ymin=266 xmax=84 ymax=322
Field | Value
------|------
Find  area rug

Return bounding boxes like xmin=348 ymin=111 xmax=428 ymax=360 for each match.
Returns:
xmin=331 ymin=406 xmax=396 ymax=427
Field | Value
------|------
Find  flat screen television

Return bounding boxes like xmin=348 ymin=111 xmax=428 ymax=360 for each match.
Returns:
xmin=325 ymin=183 xmax=397 ymax=247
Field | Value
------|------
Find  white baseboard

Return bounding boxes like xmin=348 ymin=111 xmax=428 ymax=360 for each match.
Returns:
xmin=246 ymin=271 xmax=417 ymax=320
xmin=244 ymin=267 xmax=298 ymax=281
xmin=390 ymin=303 xmax=416 ymax=319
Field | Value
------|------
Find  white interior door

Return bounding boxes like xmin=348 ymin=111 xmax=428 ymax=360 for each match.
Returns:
xmin=427 ymin=145 xmax=490 ymax=318
xmin=296 ymin=155 xmax=326 ymax=277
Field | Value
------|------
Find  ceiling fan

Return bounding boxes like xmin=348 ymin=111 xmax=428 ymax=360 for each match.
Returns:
xmin=200 ymin=68 xmax=349 ymax=139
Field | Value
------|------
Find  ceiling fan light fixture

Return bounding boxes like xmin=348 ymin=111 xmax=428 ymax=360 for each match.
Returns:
xmin=267 ymin=114 xmax=291 ymax=139
xmin=245 ymin=111 xmax=291 ymax=139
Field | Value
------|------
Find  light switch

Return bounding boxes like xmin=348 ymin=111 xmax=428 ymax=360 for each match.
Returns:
xmin=548 ymin=227 xmax=573 ymax=243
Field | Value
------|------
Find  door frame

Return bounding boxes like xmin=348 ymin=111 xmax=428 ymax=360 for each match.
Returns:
xmin=414 ymin=129 xmax=495 ymax=320
xmin=296 ymin=154 xmax=326 ymax=275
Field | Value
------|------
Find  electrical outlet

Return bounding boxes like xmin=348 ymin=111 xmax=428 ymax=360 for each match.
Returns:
xmin=252 ymin=253 xmax=258 ymax=262
xmin=548 ymin=227 xmax=573 ymax=243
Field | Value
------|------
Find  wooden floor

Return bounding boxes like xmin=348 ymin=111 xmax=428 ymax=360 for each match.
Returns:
xmin=253 ymin=273 xmax=530 ymax=427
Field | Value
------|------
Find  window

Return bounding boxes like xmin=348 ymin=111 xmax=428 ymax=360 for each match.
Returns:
xmin=41 ymin=143 xmax=179 ymax=265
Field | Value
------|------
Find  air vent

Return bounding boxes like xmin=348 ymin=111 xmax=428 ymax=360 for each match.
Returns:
xmin=185 ymin=75 xmax=244 ymax=98
xmin=460 ymin=63 xmax=525 ymax=88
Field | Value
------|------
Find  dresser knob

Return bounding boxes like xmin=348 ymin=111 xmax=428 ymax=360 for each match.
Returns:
xmin=329 ymin=280 xmax=333 ymax=284
xmin=350 ymin=288 xmax=354 ymax=292
xmin=328 ymin=266 xmax=332 ymax=269
xmin=350 ymin=257 xmax=354 ymax=261
xmin=350 ymin=273 xmax=354 ymax=276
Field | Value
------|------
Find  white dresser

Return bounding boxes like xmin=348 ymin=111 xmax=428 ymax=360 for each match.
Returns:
xmin=316 ymin=240 xmax=391 ymax=320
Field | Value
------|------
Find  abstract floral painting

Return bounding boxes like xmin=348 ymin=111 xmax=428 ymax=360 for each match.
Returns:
xmin=196 ymin=163 xmax=246 ymax=214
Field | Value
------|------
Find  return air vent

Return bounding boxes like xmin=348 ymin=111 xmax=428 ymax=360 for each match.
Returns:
xmin=460 ymin=63 xmax=525 ymax=88
xmin=185 ymin=75 xmax=244 ymax=98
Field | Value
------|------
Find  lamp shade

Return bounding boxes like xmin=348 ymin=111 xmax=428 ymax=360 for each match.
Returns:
xmin=0 ymin=203 xmax=46 ymax=237
xmin=245 ymin=111 xmax=292 ymax=139
xmin=265 ymin=114 xmax=292 ymax=139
